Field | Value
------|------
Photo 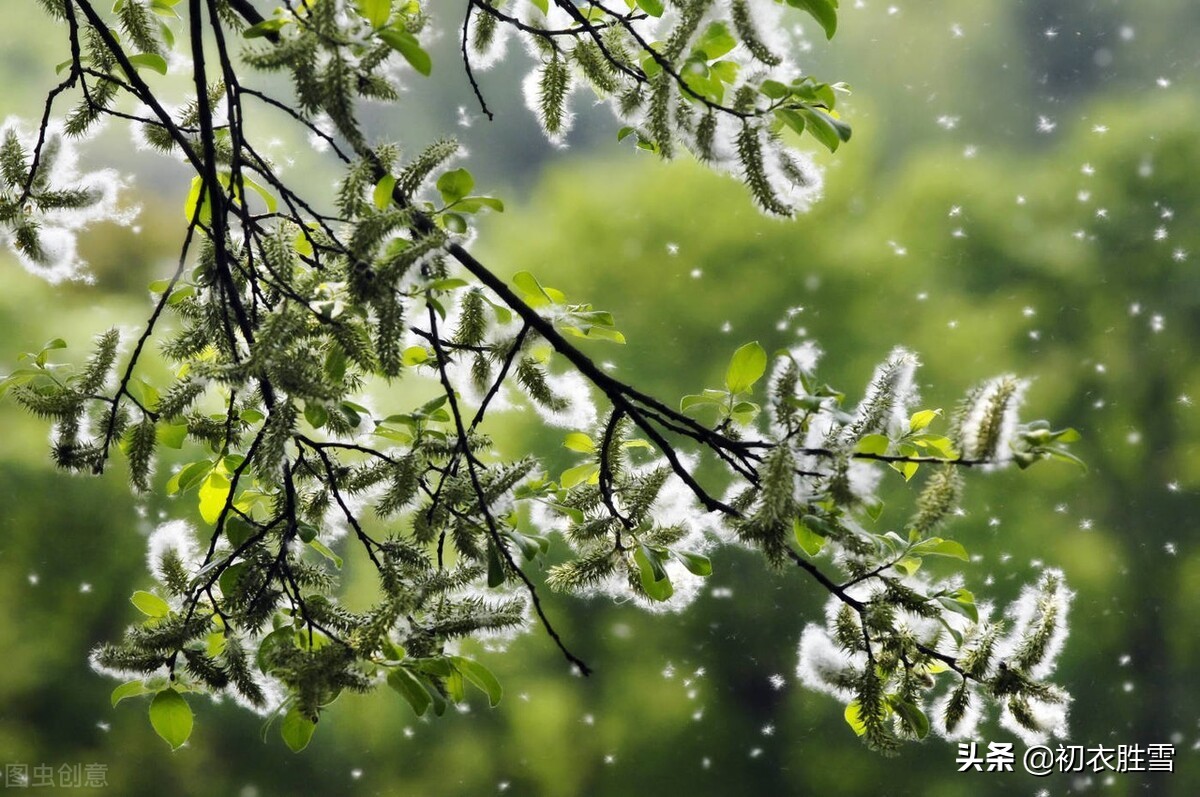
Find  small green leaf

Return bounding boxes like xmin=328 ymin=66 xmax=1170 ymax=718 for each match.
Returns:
xmin=131 ymin=590 xmax=171 ymax=618
xmin=636 ymin=0 xmax=665 ymax=17
xmin=296 ymin=522 xmax=319 ymax=544
xmin=356 ymin=0 xmax=391 ymax=28
xmin=563 ymin=432 xmax=595 ymax=454
xmin=149 ymin=688 xmax=193 ymax=750
xmin=157 ymin=422 xmax=187 ymax=449
xmin=560 ymin=463 xmax=599 ymax=489
xmin=634 ymin=544 xmax=673 ymax=601
xmin=167 ymin=459 xmax=213 ymax=495
xmin=304 ymin=403 xmax=329 ymax=429
xmin=800 ymin=106 xmax=852 ymax=152
xmin=855 ymin=433 xmax=889 ymax=455
xmin=793 ymin=517 xmax=826 ymax=557
xmin=451 ymin=657 xmax=503 ymax=707
xmin=309 ymin=539 xmax=343 ymax=569
xmin=681 ymin=391 xmax=727 ymax=412
xmin=940 ymin=595 xmax=979 ymax=624
xmin=401 ymin=346 xmax=429 ymax=366
xmin=487 ymin=540 xmax=507 ymax=588
xmin=843 ymin=700 xmax=867 ymax=736
xmin=673 ymin=550 xmax=713 ymax=577
xmin=893 ymin=700 xmax=930 ymax=739
xmin=111 ymin=680 xmax=150 ymax=707
xmin=243 ymin=17 xmax=287 ymax=38
xmin=239 ymin=175 xmax=277 ymax=213
xmin=695 ymin=21 xmax=736 ymax=60
xmin=436 ymin=168 xmax=475 ymax=205
xmin=127 ymin=53 xmax=169 ymax=76
xmin=198 ymin=471 xmax=232 ymax=525
xmin=1052 ymin=427 xmax=1082 ymax=443
xmin=281 ymin=707 xmax=317 ymax=752
xmin=786 ymin=0 xmax=839 ymax=40
xmin=387 ymin=667 xmax=432 ymax=716
xmin=725 ymin=341 xmax=768 ymax=394
xmin=183 ymin=175 xmax=209 ymax=223
xmin=909 ymin=408 xmax=942 ymax=432
xmin=369 ymin=174 xmax=395 ymax=210
xmin=379 ymin=26 xmax=432 ymax=76
xmin=910 ymin=537 xmax=968 ymax=561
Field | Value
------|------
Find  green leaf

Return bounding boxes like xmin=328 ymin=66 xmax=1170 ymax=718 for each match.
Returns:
xmin=892 ymin=460 xmax=919 ymax=481
xmin=183 ymin=175 xmax=209 ymax=223
xmin=487 ymin=540 xmax=507 ymax=588
xmin=910 ymin=537 xmax=968 ymax=560
xmin=681 ymin=391 xmax=727 ymax=412
xmin=843 ymin=700 xmax=866 ymax=736
xmin=296 ymin=522 xmax=319 ymax=544
xmin=560 ymin=462 xmax=599 ymax=489
xmin=512 ymin=271 xmax=565 ymax=305
xmin=893 ymin=700 xmax=930 ymax=739
xmin=760 ymin=79 xmax=790 ymax=99
xmin=131 ymin=590 xmax=171 ymax=618
xmin=111 ymin=680 xmax=151 ymax=707
xmin=167 ymin=459 xmax=213 ymax=495
xmin=673 ymin=550 xmax=713 ymax=577
xmin=786 ymin=0 xmax=839 ymax=39
xmin=281 ymin=707 xmax=317 ymax=752
xmin=304 ymin=403 xmax=329 ymax=429
xmin=855 ymin=433 xmax=889 ymax=455
xmin=378 ymin=26 xmax=432 ymax=76
xmin=777 ymin=108 xmax=807 ymax=137
xmin=696 ymin=21 xmax=736 ymax=60
xmin=793 ymin=517 xmax=826 ymax=556
xmin=729 ymin=400 xmax=760 ymax=425
xmin=436 ymin=168 xmax=475 ymax=205
xmin=149 ymin=688 xmax=193 ymax=750
xmin=451 ymin=657 xmax=503 ymax=707
xmin=157 ymin=422 xmax=187 ymax=450
xmin=243 ymin=17 xmax=287 ymax=38
xmin=909 ymin=408 xmax=942 ymax=432
xmin=401 ymin=346 xmax=429 ymax=366
xmin=198 ymin=471 xmax=232 ymax=525
xmin=1043 ymin=447 xmax=1088 ymax=471
xmin=239 ymin=175 xmax=278 ymax=213
xmin=800 ymin=107 xmax=852 ymax=152
xmin=634 ymin=544 xmax=673 ymax=601
xmin=387 ymin=667 xmax=432 ymax=716
xmin=636 ymin=0 xmax=665 ymax=17
xmin=356 ymin=0 xmax=391 ymax=28
xmin=1052 ymin=427 xmax=1081 ymax=443
xmin=725 ymin=341 xmax=768 ymax=394
xmin=452 ymin=196 xmax=505 ymax=213
xmin=309 ymin=539 xmax=343 ymax=569
xmin=938 ymin=594 xmax=979 ymax=624
xmin=225 ymin=516 xmax=255 ymax=548
xmin=127 ymin=53 xmax=169 ymax=76
xmin=563 ymin=432 xmax=595 ymax=453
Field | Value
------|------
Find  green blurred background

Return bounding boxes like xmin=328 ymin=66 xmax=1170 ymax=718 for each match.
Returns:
xmin=1 ymin=1 xmax=1198 ymax=795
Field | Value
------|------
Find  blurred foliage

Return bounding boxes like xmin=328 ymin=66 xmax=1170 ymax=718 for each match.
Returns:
xmin=1 ymin=1 xmax=1198 ymax=795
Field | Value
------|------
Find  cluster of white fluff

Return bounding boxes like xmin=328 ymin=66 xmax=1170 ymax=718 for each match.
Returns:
xmin=1 ymin=119 xmax=137 ymax=282
xmin=959 ymin=375 xmax=1028 ymax=467
xmin=795 ymin=565 xmax=1072 ymax=745
xmin=459 ymin=1 xmax=824 ymax=214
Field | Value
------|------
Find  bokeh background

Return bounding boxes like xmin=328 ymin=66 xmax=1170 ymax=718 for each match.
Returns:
xmin=1 ymin=1 xmax=1198 ymax=795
